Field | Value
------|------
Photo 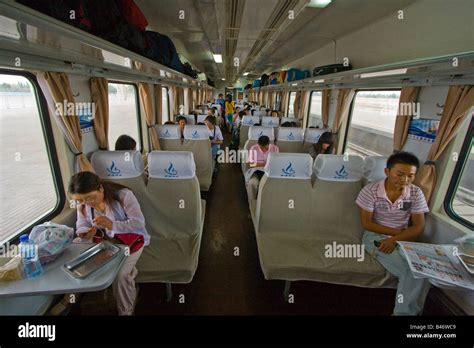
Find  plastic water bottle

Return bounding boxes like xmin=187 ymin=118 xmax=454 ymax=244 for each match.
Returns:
xmin=19 ymin=234 xmax=43 ymax=278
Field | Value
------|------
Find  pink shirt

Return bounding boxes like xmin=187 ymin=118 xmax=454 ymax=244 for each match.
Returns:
xmin=356 ymin=179 xmax=429 ymax=230
xmin=249 ymin=144 xmax=279 ymax=165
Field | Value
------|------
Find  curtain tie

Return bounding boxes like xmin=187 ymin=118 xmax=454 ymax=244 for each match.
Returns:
xmin=147 ymin=124 xmax=156 ymax=129
xmin=424 ymin=160 xmax=436 ymax=165
xmin=74 ymin=152 xmax=83 ymax=157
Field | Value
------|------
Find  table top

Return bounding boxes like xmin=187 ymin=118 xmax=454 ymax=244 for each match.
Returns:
xmin=0 ymin=242 xmax=127 ymax=298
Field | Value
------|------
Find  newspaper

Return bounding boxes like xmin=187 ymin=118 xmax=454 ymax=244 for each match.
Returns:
xmin=397 ymin=242 xmax=474 ymax=290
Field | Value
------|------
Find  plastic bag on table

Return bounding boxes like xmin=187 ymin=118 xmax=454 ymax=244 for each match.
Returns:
xmin=29 ymin=222 xmax=74 ymax=265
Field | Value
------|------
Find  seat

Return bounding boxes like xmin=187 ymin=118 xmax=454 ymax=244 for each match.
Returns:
xmin=90 ymin=150 xmax=147 ymax=199
xmin=197 ymin=114 xmax=208 ymax=123
xmin=280 ymin=117 xmax=300 ymax=126
xmin=309 ymin=154 xmax=396 ymax=287
xmin=183 ymin=115 xmax=196 ymax=125
xmin=302 ymin=127 xmax=329 ymax=152
xmin=261 ymin=116 xmax=279 ymax=127
xmin=239 ymin=116 xmax=261 ymax=149
xmin=136 ymin=151 xmax=205 ymax=283
xmin=241 ymin=126 xmax=276 ymax=174
xmin=363 ymin=156 xmax=387 ymax=186
xmin=275 ymin=127 xmax=304 ymax=153
xmin=182 ymin=125 xmax=213 ymax=191
xmin=155 ymin=124 xmax=182 ymax=151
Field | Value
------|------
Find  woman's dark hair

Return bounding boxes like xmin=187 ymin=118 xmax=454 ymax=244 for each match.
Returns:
xmin=197 ymin=122 xmax=205 ymax=125
xmin=68 ymin=171 xmax=130 ymax=206
xmin=281 ymin=122 xmax=292 ymax=127
xmin=176 ymin=116 xmax=187 ymax=124
xmin=258 ymin=135 xmax=270 ymax=146
xmin=205 ymin=115 xmax=216 ymax=125
xmin=115 ymin=135 xmax=136 ymax=151
xmin=164 ymin=121 xmax=175 ymax=125
xmin=238 ymin=111 xmax=246 ymax=118
xmin=387 ymin=151 xmax=420 ymax=169
xmin=313 ymin=131 xmax=335 ymax=155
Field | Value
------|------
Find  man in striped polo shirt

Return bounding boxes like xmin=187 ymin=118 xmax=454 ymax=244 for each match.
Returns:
xmin=356 ymin=152 xmax=430 ymax=315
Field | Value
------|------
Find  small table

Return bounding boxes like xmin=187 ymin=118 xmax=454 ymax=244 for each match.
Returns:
xmin=0 ymin=242 xmax=127 ymax=298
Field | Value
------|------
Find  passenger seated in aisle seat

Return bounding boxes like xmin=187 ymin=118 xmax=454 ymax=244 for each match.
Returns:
xmin=232 ymin=106 xmax=241 ymax=131
xmin=356 ymin=152 xmax=430 ymax=316
xmin=246 ymin=135 xmax=279 ymax=200
xmin=205 ymin=115 xmax=224 ymax=167
xmin=176 ymin=115 xmax=187 ymax=138
xmin=115 ymin=134 xmax=137 ymax=151
xmin=271 ymin=110 xmax=279 ymax=117
xmin=69 ymin=171 xmax=150 ymax=315
xmin=308 ymin=131 xmax=335 ymax=160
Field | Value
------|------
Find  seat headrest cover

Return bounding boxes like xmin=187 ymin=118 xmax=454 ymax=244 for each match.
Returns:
xmin=197 ymin=114 xmax=208 ymax=123
xmin=91 ymin=151 xmax=144 ymax=179
xmin=262 ymin=116 xmax=279 ymax=127
xmin=248 ymin=126 xmax=275 ymax=140
xmin=264 ymin=153 xmax=313 ymax=180
xmin=241 ymin=116 xmax=261 ymax=126
xmin=148 ymin=151 xmax=196 ymax=179
xmin=363 ymin=156 xmax=387 ymax=182
xmin=313 ymin=154 xmax=364 ymax=182
xmin=183 ymin=115 xmax=196 ymax=125
xmin=183 ymin=125 xmax=210 ymax=140
xmin=277 ymin=127 xmax=304 ymax=142
xmin=280 ymin=117 xmax=299 ymax=125
xmin=304 ymin=127 xmax=329 ymax=143
xmin=155 ymin=125 xmax=181 ymax=140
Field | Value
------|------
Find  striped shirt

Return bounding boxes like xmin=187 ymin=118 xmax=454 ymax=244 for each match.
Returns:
xmin=356 ymin=179 xmax=429 ymax=230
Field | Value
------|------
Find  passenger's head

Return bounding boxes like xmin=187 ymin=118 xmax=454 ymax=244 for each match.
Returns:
xmin=281 ymin=122 xmax=292 ymax=127
xmin=208 ymin=108 xmax=216 ymax=116
xmin=176 ymin=116 xmax=187 ymax=130
xmin=226 ymin=94 xmax=232 ymax=102
xmin=115 ymin=135 xmax=136 ymax=151
xmin=238 ymin=111 xmax=246 ymax=118
xmin=271 ymin=110 xmax=278 ymax=117
xmin=205 ymin=115 xmax=216 ymax=129
xmin=218 ymin=93 xmax=223 ymax=99
xmin=235 ymin=107 xmax=241 ymax=114
xmin=68 ymin=171 xmax=128 ymax=209
xmin=257 ymin=135 xmax=270 ymax=151
xmin=317 ymin=131 xmax=335 ymax=152
xmin=385 ymin=151 xmax=420 ymax=188
xmin=265 ymin=108 xmax=270 ymax=115
xmin=164 ymin=120 xmax=175 ymax=125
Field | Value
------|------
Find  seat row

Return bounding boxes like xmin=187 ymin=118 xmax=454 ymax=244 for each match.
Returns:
xmin=248 ymin=153 xmax=396 ymax=289
xmin=90 ymin=150 xmax=205 ymax=284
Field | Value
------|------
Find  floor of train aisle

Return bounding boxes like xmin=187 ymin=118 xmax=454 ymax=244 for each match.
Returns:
xmin=71 ymin=132 xmax=445 ymax=316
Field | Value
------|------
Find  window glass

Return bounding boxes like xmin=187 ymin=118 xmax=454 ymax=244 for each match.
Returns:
xmin=288 ymin=92 xmax=296 ymax=117
xmin=308 ymin=91 xmax=322 ymax=127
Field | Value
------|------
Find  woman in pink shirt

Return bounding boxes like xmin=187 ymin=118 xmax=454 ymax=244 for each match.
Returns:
xmin=247 ymin=135 xmax=279 ymax=200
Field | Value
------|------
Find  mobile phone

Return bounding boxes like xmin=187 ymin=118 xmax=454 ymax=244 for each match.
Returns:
xmin=374 ymin=240 xmax=381 ymax=247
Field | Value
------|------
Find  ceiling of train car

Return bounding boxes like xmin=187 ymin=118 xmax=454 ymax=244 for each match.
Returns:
xmin=136 ymin=0 xmax=415 ymax=89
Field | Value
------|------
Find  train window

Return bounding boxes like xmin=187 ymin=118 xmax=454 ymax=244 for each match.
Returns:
xmin=345 ymin=90 xmax=401 ymax=157
xmin=162 ymin=86 xmax=170 ymax=123
xmin=108 ymin=82 xmax=142 ymax=151
xmin=444 ymin=117 xmax=474 ymax=228
xmin=288 ymin=91 xmax=296 ymax=117
xmin=307 ymin=91 xmax=322 ymax=127
xmin=0 ymin=73 xmax=63 ymax=243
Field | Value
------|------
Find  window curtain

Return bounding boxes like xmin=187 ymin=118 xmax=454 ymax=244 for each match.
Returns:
xmin=90 ymin=77 xmax=109 ymax=150
xmin=187 ymin=88 xmax=193 ymax=113
xmin=321 ymin=89 xmax=331 ymax=127
xmin=139 ymin=83 xmax=161 ymax=151
xmin=333 ymin=89 xmax=356 ymax=133
xmin=154 ymin=84 xmax=163 ymax=126
xmin=393 ymin=87 xmax=421 ymax=152
xmin=298 ymin=90 xmax=310 ymax=120
xmin=293 ymin=91 xmax=301 ymax=118
xmin=178 ymin=87 xmax=185 ymax=115
xmin=38 ymin=72 xmax=93 ymax=173
xmin=280 ymin=91 xmax=289 ymax=115
xmin=170 ymin=85 xmax=178 ymax=117
xmin=414 ymin=85 xmax=474 ymax=202
xmin=258 ymin=90 xmax=263 ymax=106
xmin=192 ymin=88 xmax=197 ymax=110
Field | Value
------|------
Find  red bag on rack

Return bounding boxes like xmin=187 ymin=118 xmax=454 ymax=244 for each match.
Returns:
xmin=119 ymin=0 xmax=148 ymax=31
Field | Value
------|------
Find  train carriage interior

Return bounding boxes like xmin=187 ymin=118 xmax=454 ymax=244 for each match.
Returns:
xmin=0 ymin=0 xmax=473 ymax=340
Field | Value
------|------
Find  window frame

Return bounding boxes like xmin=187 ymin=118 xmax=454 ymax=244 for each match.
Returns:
xmin=306 ymin=90 xmax=323 ymax=128
xmin=343 ymin=88 xmax=402 ymax=155
xmin=108 ymin=81 xmax=144 ymax=153
xmin=443 ymin=115 xmax=474 ymax=230
xmin=0 ymin=70 xmax=65 ymax=244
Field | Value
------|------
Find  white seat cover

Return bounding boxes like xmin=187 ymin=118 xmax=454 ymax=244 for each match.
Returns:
xmin=248 ymin=126 xmax=275 ymax=140
xmin=262 ymin=117 xmax=279 ymax=127
xmin=363 ymin=156 xmax=387 ymax=182
xmin=304 ymin=128 xmax=328 ymax=143
xmin=313 ymin=154 xmax=364 ymax=182
xmin=265 ymin=153 xmax=313 ymax=180
xmin=183 ymin=115 xmax=196 ymax=125
xmin=197 ymin=114 xmax=208 ymax=123
xmin=155 ymin=125 xmax=181 ymax=139
xmin=148 ymin=151 xmax=196 ymax=179
xmin=277 ymin=127 xmax=304 ymax=142
xmin=183 ymin=125 xmax=210 ymax=140
xmin=241 ymin=116 xmax=260 ymax=126
xmin=91 ymin=150 xmax=144 ymax=178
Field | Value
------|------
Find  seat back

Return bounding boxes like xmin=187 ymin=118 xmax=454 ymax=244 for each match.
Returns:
xmin=363 ymin=156 xmax=387 ymax=186
xmin=311 ymin=154 xmax=364 ymax=242
xmin=183 ymin=115 xmax=196 ymax=125
xmin=239 ymin=116 xmax=261 ymax=149
xmin=244 ymin=126 xmax=275 ymax=150
xmin=303 ymin=127 xmax=329 ymax=152
xmin=182 ymin=125 xmax=213 ymax=191
xmin=261 ymin=116 xmax=279 ymax=127
xmin=197 ymin=114 xmax=208 ymax=124
xmin=155 ymin=124 xmax=182 ymax=151
xmin=280 ymin=117 xmax=300 ymax=126
xmin=256 ymin=153 xmax=313 ymax=234
xmin=276 ymin=127 xmax=304 ymax=153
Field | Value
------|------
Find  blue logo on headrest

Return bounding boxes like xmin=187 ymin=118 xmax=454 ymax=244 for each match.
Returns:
xmin=258 ymin=131 xmax=264 ymax=137
xmin=164 ymin=162 xmax=178 ymax=177
xmin=281 ymin=162 xmax=296 ymax=177
xmin=163 ymin=129 xmax=171 ymax=138
xmin=334 ymin=165 xmax=348 ymax=179
xmin=286 ymin=132 xmax=294 ymax=141
xmin=268 ymin=120 xmax=274 ymax=125
xmin=106 ymin=161 xmax=122 ymax=177
xmin=314 ymin=134 xmax=321 ymax=142
xmin=246 ymin=119 xmax=254 ymax=125
xmin=192 ymin=130 xmax=199 ymax=139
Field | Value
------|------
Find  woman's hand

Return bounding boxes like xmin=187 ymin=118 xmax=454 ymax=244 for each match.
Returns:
xmin=93 ymin=216 xmax=113 ymax=230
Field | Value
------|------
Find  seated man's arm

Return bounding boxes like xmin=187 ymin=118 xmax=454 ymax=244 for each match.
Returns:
xmin=392 ymin=213 xmax=425 ymax=242
xmin=360 ymin=208 xmax=402 ymax=236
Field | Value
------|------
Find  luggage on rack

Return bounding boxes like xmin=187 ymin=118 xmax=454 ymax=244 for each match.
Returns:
xmin=286 ymin=68 xmax=305 ymax=82
xmin=118 ymin=0 xmax=148 ymax=31
xmin=260 ymin=74 xmax=269 ymax=86
xmin=313 ymin=63 xmax=352 ymax=76
xmin=253 ymin=80 xmax=261 ymax=88
xmin=144 ymin=30 xmax=184 ymax=73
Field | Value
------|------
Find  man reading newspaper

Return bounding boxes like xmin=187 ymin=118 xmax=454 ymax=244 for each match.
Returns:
xmin=356 ymin=152 xmax=430 ymax=315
